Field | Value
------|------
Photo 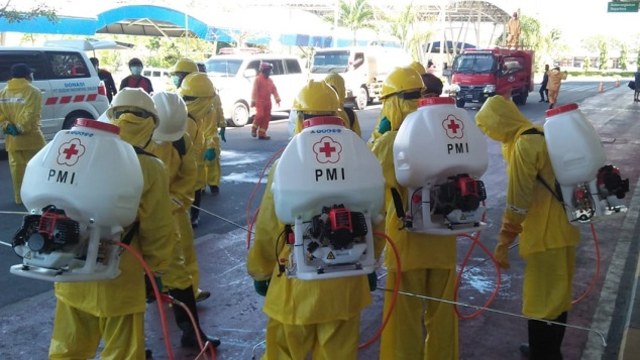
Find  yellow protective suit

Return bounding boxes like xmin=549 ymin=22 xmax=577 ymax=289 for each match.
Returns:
xmin=205 ymin=93 xmax=226 ymax=189
xmin=367 ymin=95 xmax=418 ymax=146
xmin=546 ymin=69 xmax=566 ymax=107
xmin=475 ymin=94 xmax=580 ymax=320
xmin=247 ymin=160 xmax=383 ymax=359
xmin=50 ymin=114 xmax=175 ymax=360
xmin=0 ymin=78 xmax=46 ymax=204
xmin=151 ymin=133 xmax=198 ymax=290
xmin=325 ymin=72 xmax=362 ymax=136
xmin=506 ymin=17 xmax=521 ymax=48
xmin=370 ymin=128 xmax=459 ymax=360
xmin=185 ymin=97 xmax=212 ymax=190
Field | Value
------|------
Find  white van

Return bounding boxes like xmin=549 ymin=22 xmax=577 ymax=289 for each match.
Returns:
xmin=0 ymin=46 xmax=110 ymax=150
xmin=142 ymin=67 xmax=170 ymax=92
xmin=309 ymin=47 xmax=412 ymax=110
xmin=204 ymin=54 xmax=306 ymax=126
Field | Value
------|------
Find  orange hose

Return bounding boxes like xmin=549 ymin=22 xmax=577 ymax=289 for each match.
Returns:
xmin=116 ymin=242 xmax=175 ymax=360
xmin=454 ymin=232 xmax=502 ymax=320
xmin=359 ymin=232 xmax=402 ymax=349
xmin=572 ymin=223 xmax=601 ymax=305
xmin=245 ymin=147 xmax=285 ymax=249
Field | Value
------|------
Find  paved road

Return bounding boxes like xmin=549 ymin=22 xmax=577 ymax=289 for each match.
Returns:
xmin=1 ymin=80 xmax=638 ymax=359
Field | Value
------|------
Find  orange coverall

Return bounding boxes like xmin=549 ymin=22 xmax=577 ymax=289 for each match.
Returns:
xmin=251 ymin=73 xmax=280 ymax=137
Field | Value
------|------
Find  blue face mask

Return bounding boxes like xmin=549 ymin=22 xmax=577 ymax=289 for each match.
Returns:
xmin=131 ymin=66 xmax=142 ymax=76
xmin=172 ymin=75 xmax=182 ymax=88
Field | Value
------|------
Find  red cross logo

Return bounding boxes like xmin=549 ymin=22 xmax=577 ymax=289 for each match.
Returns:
xmin=442 ymin=115 xmax=464 ymax=139
xmin=313 ymin=136 xmax=342 ymax=164
xmin=57 ymin=138 xmax=86 ymax=166
xmin=63 ymin=144 xmax=79 ymax=159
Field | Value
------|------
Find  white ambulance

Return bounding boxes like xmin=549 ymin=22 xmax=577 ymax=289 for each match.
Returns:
xmin=0 ymin=46 xmax=110 ymax=150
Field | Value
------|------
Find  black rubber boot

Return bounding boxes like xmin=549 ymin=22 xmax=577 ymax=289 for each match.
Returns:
xmin=190 ymin=189 xmax=202 ymax=228
xmin=527 ymin=312 xmax=567 ymax=360
xmin=168 ymin=286 xmax=221 ymax=349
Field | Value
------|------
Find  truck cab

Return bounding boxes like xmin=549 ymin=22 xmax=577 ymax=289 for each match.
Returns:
xmin=450 ymin=48 xmax=534 ymax=108
xmin=309 ymin=47 xmax=411 ymax=110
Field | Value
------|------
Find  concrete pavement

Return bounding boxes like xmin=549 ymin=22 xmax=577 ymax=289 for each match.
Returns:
xmin=0 ymin=83 xmax=639 ymax=360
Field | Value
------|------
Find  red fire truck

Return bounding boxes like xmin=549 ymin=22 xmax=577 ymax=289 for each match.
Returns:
xmin=450 ymin=48 xmax=534 ymax=108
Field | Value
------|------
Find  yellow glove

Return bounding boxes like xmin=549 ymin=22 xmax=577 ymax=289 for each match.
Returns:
xmin=494 ymin=228 xmax=518 ymax=269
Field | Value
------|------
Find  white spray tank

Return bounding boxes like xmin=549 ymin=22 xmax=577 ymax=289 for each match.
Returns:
xmin=544 ymin=103 xmax=628 ymax=223
xmin=393 ymin=97 xmax=489 ymax=235
xmin=272 ymin=117 xmax=384 ymax=280
xmin=11 ymin=119 xmax=143 ymax=282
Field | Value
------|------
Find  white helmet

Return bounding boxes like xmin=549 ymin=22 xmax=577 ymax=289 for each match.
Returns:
xmin=97 ymin=111 xmax=109 ymax=123
xmin=107 ymin=88 xmax=159 ymax=122
xmin=152 ymin=91 xmax=188 ymax=142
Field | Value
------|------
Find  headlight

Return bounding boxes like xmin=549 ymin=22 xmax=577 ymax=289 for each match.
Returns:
xmin=449 ymin=84 xmax=460 ymax=93
xmin=483 ymin=84 xmax=496 ymax=93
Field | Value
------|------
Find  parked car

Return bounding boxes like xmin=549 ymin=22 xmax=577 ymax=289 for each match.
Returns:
xmin=0 ymin=46 xmax=110 ymax=150
xmin=141 ymin=67 xmax=170 ymax=92
xmin=204 ymin=54 xmax=306 ymax=126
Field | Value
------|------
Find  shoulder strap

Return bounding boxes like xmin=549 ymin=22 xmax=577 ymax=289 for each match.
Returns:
xmin=172 ymin=136 xmax=187 ymax=158
xmin=344 ymin=107 xmax=356 ymax=129
xmin=187 ymin=113 xmax=197 ymax=124
xmin=520 ymin=128 xmax=564 ymax=203
xmin=121 ymin=221 xmax=140 ymax=245
xmin=133 ymin=145 xmax=157 ymax=158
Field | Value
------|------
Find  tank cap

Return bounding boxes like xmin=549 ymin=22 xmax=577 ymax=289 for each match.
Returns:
xmin=545 ymin=103 xmax=579 ymax=118
xmin=74 ymin=118 xmax=120 ymax=135
xmin=418 ymin=97 xmax=455 ymax=107
xmin=303 ymin=116 xmax=345 ymax=129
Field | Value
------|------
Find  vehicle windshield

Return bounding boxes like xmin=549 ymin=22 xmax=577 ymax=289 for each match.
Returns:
xmin=205 ymin=59 xmax=243 ymax=77
xmin=452 ymin=54 xmax=495 ymax=73
xmin=310 ymin=51 xmax=350 ymax=74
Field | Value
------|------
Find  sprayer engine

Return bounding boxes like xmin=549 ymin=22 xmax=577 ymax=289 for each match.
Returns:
xmin=287 ymin=204 xmax=376 ymax=280
xmin=12 ymin=206 xmax=84 ymax=269
xmin=434 ymin=174 xmax=487 ymax=220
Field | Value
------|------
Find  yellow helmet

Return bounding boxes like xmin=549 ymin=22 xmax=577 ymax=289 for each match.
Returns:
xmin=380 ymin=66 xmax=424 ymax=100
xmin=171 ymin=58 xmax=198 ymax=74
xmin=107 ymin=88 xmax=158 ymax=122
xmin=293 ymin=80 xmax=340 ymax=114
xmin=409 ymin=61 xmax=426 ymax=75
xmin=180 ymin=73 xmax=215 ymax=98
xmin=324 ymin=72 xmax=346 ymax=101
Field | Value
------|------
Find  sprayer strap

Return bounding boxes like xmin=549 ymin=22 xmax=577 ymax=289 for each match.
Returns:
xmin=390 ymin=187 xmax=406 ymax=219
xmin=121 ymin=221 xmax=140 ymax=245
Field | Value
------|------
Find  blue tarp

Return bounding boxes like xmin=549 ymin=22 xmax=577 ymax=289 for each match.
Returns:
xmin=0 ymin=16 xmax=97 ymax=35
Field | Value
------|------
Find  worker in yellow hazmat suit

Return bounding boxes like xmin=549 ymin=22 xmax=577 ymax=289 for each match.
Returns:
xmin=370 ymin=66 xmax=459 ymax=360
xmin=324 ymin=71 xmax=361 ymax=136
xmin=180 ymin=73 xmax=216 ymax=301
xmin=49 ymin=88 xmax=174 ymax=359
xmin=475 ymin=91 xmax=580 ymax=359
xmin=0 ymin=63 xmax=46 ymax=204
xmin=150 ymin=91 xmax=220 ymax=348
xmin=204 ymin=83 xmax=226 ymax=195
xmin=247 ymin=79 xmax=383 ymax=359
xmin=368 ymin=66 xmax=424 ymax=145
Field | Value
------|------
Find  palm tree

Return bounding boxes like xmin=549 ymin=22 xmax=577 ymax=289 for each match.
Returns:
xmin=326 ymin=0 xmax=376 ymax=46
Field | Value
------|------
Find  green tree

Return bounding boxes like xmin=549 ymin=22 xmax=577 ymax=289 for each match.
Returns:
xmin=0 ymin=0 xmax=57 ymax=23
xmin=386 ymin=4 xmax=417 ymax=49
xmin=583 ymin=35 xmax=610 ymax=70
xmin=619 ymin=44 xmax=628 ymax=71
xmin=326 ymin=0 xmax=376 ymax=45
xmin=583 ymin=56 xmax=591 ymax=72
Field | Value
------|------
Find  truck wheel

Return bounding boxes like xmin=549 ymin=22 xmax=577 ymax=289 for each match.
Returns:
xmin=513 ymin=90 xmax=528 ymax=105
xmin=230 ymin=102 xmax=250 ymax=127
xmin=356 ymin=87 xmax=369 ymax=110
xmin=456 ymin=99 xmax=465 ymax=108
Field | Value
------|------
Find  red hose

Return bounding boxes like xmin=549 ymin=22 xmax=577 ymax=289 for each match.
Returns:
xmin=572 ymin=223 xmax=601 ymax=305
xmin=359 ymin=232 xmax=402 ymax=349
xmin=454 ymin=232 xmax=502 ymax=320
xmin=116 ymin=242 xmax=175 ymax=360
xmin=245 ymin=148 xmax=285 ymax=249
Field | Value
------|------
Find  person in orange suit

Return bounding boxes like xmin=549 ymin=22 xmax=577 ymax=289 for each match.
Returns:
xmin=250 ymin=62 xmax=280 ymax=140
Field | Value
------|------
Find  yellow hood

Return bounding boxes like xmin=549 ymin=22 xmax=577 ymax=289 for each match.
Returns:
xmin=475 ymin=95 xmax=538 ymax=144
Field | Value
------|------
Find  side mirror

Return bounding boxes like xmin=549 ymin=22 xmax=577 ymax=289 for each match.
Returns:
xmin=244 ymin=69 xmax=257 ymax=78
